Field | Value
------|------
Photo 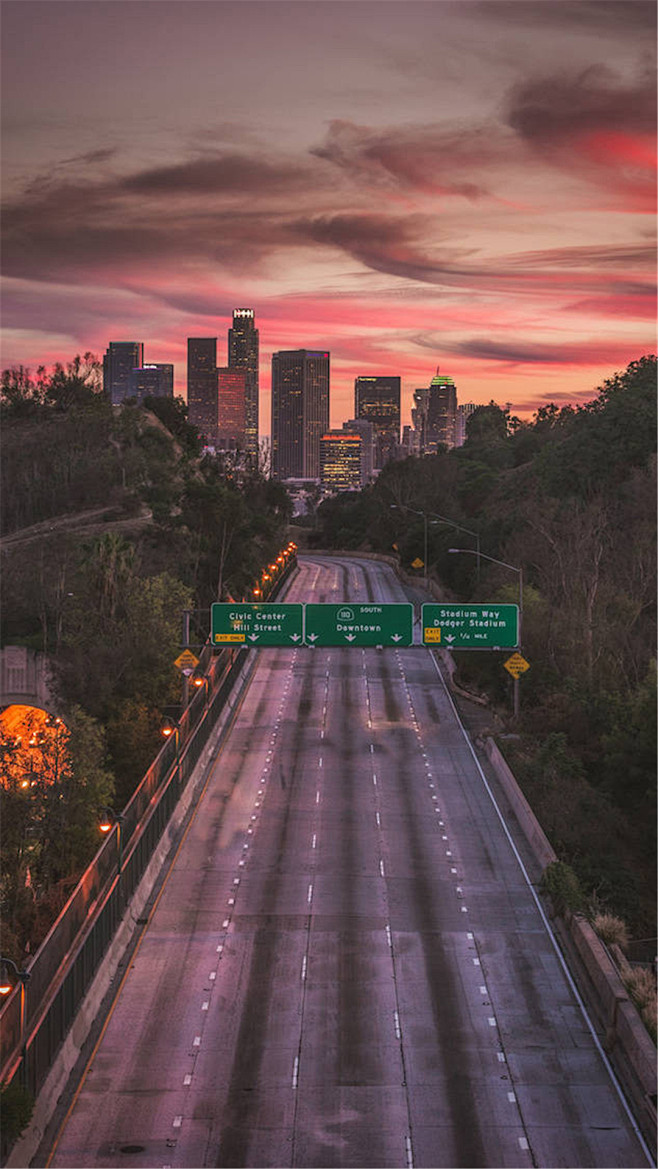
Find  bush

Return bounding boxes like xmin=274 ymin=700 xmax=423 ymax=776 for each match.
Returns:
xmin=592 ymin=913 xmax=630 ymax=952
xmin=622 ymin=967 xmax=657 ymax=1044
xmin=540 ymin=860 xmax=584 ymax=917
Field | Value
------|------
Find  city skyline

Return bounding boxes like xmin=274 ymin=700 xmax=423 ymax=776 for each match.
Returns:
xmin=2 ymin=1 xmax=655 ymax=427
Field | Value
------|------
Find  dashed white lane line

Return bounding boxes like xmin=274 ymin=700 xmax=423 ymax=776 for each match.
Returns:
xmin=379 ymin=860 xmax=385 ymax=877
xmin=312 ymin=833 xmax=317 ymax=849
xmin=307 ymin=882 xmax=314 ymax=904
xmin=173 ymin=1115 xmax=182 ymax=1128
xmin=405 ymin=1134 xmax=414 ymax=1168
xmin=301 ymin=955 xmax=307 ymax=982
xmin=518 ymin=1137 xmax=529 ymax=1150
xmin=393 ymin=1010 xmax=401 ymax=1039
xmin=385 ymin=924 xmax=393 ymax=948
xmin=183 ymin=1073 xmax=192 ymax=1086
xmin=193 ymin=1035 xmax=201 ymax=1046
xmin=292 ymin=1056 xmax=299 ymax=1090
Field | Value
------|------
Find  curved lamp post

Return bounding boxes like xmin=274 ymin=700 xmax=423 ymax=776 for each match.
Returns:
xmin=448 ymin=547 xmax=523 ymax=717
xmin=0 ymin=956 xmax=30 ymax=1086
xmin=99 ymin=807 xmax=124 ymax=905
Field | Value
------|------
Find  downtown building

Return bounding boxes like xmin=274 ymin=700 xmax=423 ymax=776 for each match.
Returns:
xmin=354 ymin=376 xmax=400 ymax=469
xmin=271 ymin=350 xmax=329 ymax=480
xmin=103 ymin=342 xmax=144 ymax=405
xmin=187 ymin=337 xmax=218 ymax=445
xmin=217 ymin=367 xmax=246 ymax=450
xmin=320 ymin=430 xmax=362 ymax=494
xmin=411 ymin=369 xmax=458 ymax=452
xmin=228 ymin=309 xmax=259 ymax=457
xmin=128 ymin=363 xmax=174 ymax=403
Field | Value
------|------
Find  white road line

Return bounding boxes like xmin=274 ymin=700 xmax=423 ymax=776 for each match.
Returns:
xmin=488 ymin=1017 xmax=497 ymax=1027
xmin=428 ymin=651 xmax=653 ymax=1165
xmin=183 ymin=1074 xmax=192 ymax=1086
xmin=222 ymin=919 xmax=230 ymax=929
xmin=405 ymin=1134 xmax=414 ymax=1168
xmin=193 ymin=1035 xmax=201 ymax=1046
xmin=292 ymin=1055 xmax=299 ymax=1089
xmin=508 ymin=1092 xmax=517 ymax=1103
xmin=518 ymin=1137 xmax=529 ymax=1150
xmin=385 ymin=924 xmax=392 ymax=948
xmin=312 ymin=833 xmax=317 ymax=849
xmin=301 ymin=956 xmax=307 ymax=981
xmin=379 ymin=860 xmax=385 ymax=877
xmin=307 ymin=883 xmax=313 ymax=904
xmin=393 ymin=1010 xmax=401 ymax=1039
xmin=209 ymin=972 xmax=216 ymax=980
xmin=173 ymin=1115 xmax=182 ymax=1128
xmin=202 ymin=1001 xmax=209 ymax=1011
xmin=376 ymin=811 xmax=381 ymax=826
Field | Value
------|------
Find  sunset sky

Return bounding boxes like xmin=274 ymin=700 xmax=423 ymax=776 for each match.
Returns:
xmin=2 ymin=0 xmax=655 ymax=431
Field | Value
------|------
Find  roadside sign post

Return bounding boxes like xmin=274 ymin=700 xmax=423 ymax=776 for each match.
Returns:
xmin=211 ymin=603 xmax=304 ymax=647
xmin=422 ymin=603 xmax=519 ymax=649
xmin=304 ymin=603 xmax=413 ymax=647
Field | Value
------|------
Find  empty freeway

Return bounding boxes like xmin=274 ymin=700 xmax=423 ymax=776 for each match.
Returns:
xmin=46 ymin=556 xmax=651 ymax=1169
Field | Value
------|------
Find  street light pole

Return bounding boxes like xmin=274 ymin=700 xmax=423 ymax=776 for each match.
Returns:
xmin=448 ymin=548 xmax=523 ymax=717
xmin=99 ymin=808 xmax=125 ymax=903
xmin=427 ymin=511 xmax=481 ymax=581
xmin=0 ymin=957 xmax=30 ymax=1087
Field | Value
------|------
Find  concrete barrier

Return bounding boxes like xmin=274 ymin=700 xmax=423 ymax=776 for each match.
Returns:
xmin=483 ymin=737 xmax=558 ymax=869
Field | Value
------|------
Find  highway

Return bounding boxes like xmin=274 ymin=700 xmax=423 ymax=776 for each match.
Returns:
xmin=48 ymin=556 xmax=650 ymax=1169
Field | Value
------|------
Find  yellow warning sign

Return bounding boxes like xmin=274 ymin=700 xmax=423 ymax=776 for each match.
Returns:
xmin=174 ymin=648 xmax=200 ymax=670
xmin=213 ymin=633 xmax=245 ymax=643
xmin=411 ymin=557 xmax=424 ymax=570
xmin=503 ymin=652 xmax=530 ymax=678
xmin=424 ymin=628 xmax=441 ymax=642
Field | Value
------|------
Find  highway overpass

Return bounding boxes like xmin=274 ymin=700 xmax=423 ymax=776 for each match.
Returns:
xmin=46 ymin=555 xmax=650 ymax=1169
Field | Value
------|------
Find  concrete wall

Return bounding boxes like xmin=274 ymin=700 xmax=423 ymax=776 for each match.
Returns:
xmin=0 ymin=646 xmax=60 ymax=714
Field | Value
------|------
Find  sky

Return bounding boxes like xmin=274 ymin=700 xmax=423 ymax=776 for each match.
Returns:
xmin=1 ymin=0 xmax=656 ymax=432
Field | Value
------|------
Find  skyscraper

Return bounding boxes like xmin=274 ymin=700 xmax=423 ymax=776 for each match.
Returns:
xmin=217 ymin=367 xmax=246 ymax=450
xmin=354 ymin=376 xmax=401 ymax=469
xmin=343 ymin=418 xmax=375 ymax=485
xmin=271 ymin=350 xmax=330 ymax=480
xmin=187 ymin=337 xmax=217 ymax=444
xmin=411 ymin=369 xmax=458 ymax=452
xmin=103 ymin=341 xmax=144 ymax=405
xmin=228 ymin=309 xmax=259 ymax=457
xmin=320 ymin=431 xmax=362 ymax=493
xmin=129 ymin=363 xmax=174 ymax=403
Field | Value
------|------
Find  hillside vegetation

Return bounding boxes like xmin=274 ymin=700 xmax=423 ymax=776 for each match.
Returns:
xmin=0 ymin=357 xmax=292 ymax=961
xmin=312 ymin=356 xmax=657 ymax=940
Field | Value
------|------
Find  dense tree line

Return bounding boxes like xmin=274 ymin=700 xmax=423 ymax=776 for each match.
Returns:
xmin=0 ymin=358 xmax=292 ymax=960
xmin=312 ymin=356 xmax=656 ymax=936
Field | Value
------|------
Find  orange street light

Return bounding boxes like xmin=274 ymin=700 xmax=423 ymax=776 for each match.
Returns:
xmin=0 ymin=956 xmax=30 ymax=1086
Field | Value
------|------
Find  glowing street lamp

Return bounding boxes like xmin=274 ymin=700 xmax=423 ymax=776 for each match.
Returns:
xmin=0 ymin=956 xmax=30 ymax=1086
xmin=98 ymin=806 xmax=124 ymax=888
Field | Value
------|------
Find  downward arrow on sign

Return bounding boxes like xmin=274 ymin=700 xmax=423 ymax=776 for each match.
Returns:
xmin=391 ymin=634 xmax=402 ymax=642
xmin=344 ymin=634 xmax=356 ymax=642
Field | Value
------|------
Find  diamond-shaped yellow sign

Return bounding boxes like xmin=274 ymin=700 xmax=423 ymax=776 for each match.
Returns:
xmin=411 ymin=557 xmax=424 ymax=570
xmin=503 ymin=652 xmax=530 ymax=677
xmin=174 ymin=648 xmax=199 ymax=671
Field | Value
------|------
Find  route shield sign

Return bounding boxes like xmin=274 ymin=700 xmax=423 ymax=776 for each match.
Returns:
xmin=422 ymin=603 xmax=519 ymax=648
xmin=211 ymin=603 xmax=303 ymax=646
xmin=304 ymin=603 xmax=413 ymax=646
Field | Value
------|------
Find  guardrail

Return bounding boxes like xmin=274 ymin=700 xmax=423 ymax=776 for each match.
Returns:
xmin=0 ymin=561 xmax=296 ymax=1110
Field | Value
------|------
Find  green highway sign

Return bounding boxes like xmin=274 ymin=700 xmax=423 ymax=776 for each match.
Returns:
xmin=422 ymin=603 xmax=519 ymax=649
xmin=304 ymin=603 xmax=413 ymax=646
xmin=211 ymin=603 xmax=304 ymax=646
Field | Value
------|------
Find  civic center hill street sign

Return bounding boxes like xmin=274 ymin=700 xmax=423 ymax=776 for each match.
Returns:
xmin=304 ymin=603 xmax=413 ymax=646
xmin=422 ymin=603 xmax=519 ymax=648
xmin=211 ymin=603 xmax=304 ymax=646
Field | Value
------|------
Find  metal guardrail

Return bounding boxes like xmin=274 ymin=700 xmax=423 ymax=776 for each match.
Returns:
xmin=0 ymin=562 xmax=296 ymax=1108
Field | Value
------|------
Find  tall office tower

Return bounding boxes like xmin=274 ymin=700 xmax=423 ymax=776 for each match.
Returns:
xmin=103 ymin=342 xmax=144 ymax=405
xmin=320 ymin=431 xmax=362 ymax=493
xmin=187 ymin=337 xmax=218 ymax=444
xmin=228 ymin=308 xmax=259 ymax=456
xmin=354 ymin=376 xmax=401 ymax=469
xmin=343 ymin=418 xmax=375 ymax=485
xmin=129 ymin=363 xmax=174 ymax=403
xmin=412 ymin=369 xmax=458 ymax=452
xmin=271 ymin=350 xmax=330 ymax=480
xmin=456 ymin=402 xmax=478 ymax=447
xmin=217 ymin=367 xmax=246 ymax=450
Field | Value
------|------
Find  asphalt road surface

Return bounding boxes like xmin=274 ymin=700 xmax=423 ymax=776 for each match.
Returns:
xmin=47 ymin=556 xmax=651 ymax=1169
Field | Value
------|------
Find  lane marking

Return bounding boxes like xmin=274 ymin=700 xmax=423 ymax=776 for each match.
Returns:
xmin=173 ymin=1115 xmax=182 ymax=1129
xmin=183 ymin=1074 xmax=192 ymax=1086
xmin=307 ymin=883 xmax=313 ymax=904
xmin=292 ymin=1055 xmax=299 ymax=1089
xmin=301 ymin=956 xmax=307 ymax=981
xmin=193 ymin=1035 xmax=201 ymax=1046
xmin=202 ymin=1001 xmax=209 ymax=1011
xmin=394 ymin=1010 xmax=401 ymax=1039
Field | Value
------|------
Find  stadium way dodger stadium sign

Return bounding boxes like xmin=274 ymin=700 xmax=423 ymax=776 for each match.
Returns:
xmin=422 ymin=603 xmax=519 ymax=648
